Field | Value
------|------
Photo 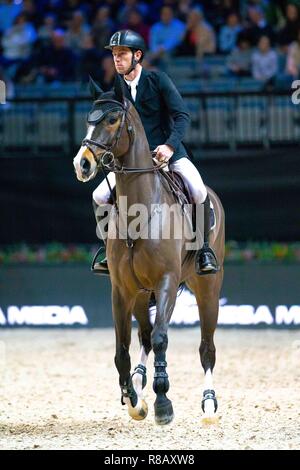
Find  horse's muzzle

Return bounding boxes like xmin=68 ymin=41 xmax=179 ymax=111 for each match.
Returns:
xmin=73 ymin=145 xmax=98 ymax=182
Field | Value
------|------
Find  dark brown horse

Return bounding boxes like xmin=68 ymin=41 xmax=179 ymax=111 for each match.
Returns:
xmin=73 ymin=77 xmax=225 ymax=425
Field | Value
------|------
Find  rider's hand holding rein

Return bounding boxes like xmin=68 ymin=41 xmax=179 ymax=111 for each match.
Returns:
xmin=154 ymin=144 xmax=174 ymax=163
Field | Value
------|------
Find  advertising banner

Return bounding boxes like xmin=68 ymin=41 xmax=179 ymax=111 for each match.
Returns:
xmin=0 ymin=264 xmax=299 ymax=328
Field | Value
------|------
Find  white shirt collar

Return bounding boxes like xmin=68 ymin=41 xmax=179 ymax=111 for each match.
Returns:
xmin=124 ymin=67 xmax=142 ymax=89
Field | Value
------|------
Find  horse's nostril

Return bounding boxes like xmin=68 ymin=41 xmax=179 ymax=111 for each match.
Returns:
xmin=81 ymin=157 xmax=91 ymax=174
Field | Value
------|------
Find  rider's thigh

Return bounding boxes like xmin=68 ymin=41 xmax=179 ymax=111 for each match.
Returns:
xmin=169 ymin=157 xmax=207 ymax=203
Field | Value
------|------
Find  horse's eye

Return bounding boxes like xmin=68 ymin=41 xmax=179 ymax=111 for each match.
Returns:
xmin=108 ymin=117 xmax=118 ymax=125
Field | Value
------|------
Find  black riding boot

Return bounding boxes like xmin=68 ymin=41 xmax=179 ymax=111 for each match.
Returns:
xmin=91 ymin=201 xmax=110 ymax=275
xmin=195 ymin=195 xmax=219 ymax=275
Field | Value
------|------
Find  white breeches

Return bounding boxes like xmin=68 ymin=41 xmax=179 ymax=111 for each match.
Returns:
xmin=92 ymin=157 xmax=207 ymax=205
xmin=170 ymin=158 xmax=207 ymax=203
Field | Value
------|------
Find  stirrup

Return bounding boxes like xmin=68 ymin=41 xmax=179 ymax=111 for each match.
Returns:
xmin=91 ymin=246 xmax=110 ymax=276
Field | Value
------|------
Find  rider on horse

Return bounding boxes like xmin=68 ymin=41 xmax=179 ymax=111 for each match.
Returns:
xmin=92 ymin=29 xmax=219 ymax=275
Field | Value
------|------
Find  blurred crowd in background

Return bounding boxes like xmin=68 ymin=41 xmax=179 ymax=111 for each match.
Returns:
xmin=1 ymin=0 xmax=300 ymax=92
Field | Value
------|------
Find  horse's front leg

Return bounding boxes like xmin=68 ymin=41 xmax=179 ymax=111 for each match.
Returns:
xmin=152 ymin=273 xmax=179 ymax=425
xmin=131 ymin=293 xmax=152 ymax=406
xmin=112 ymin=285 xmax=148 ymax=421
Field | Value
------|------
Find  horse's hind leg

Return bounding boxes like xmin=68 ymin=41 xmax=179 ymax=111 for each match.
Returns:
xmin=112 ymin=285 xmax=147 ymax=420
xmin=187 ymin=271 xmax=223 ymax=423
xmin=152 ymin=273 xmax=179 ymax=425
xmin=130 ymin=293 xmax=153 ymax=420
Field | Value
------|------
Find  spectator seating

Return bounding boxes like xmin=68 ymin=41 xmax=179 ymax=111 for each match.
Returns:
xmin=0 ymin=52 xmax=298 ymax=152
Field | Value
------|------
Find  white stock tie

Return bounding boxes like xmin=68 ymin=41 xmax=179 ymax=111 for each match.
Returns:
xmin=129 ymin=83 xmax=137 ymax=101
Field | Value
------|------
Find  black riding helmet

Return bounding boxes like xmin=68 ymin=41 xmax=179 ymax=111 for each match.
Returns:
xmin=105 ymin=30 xmax=146 ymax=74
xmin=105 ymin=30 xmax=146 ymax=54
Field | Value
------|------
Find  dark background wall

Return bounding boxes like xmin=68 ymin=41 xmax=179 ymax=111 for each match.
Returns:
xmin=1 ymin=147 xmax=299 ymax=243
xmin=1 ymin=264 xmax=299 ymax=328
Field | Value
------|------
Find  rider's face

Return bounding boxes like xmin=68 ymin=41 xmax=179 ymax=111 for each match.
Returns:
xmin=112 ymin=46 xmax=133 ymax=74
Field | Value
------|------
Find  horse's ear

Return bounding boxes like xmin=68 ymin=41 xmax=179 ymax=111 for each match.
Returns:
xmin=114 ymin=74 xmax=126 ymax=104
xmin=88 ymin=75 xmax=103 ymax=100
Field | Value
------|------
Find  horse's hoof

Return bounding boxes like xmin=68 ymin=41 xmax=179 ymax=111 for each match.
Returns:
xmin=128 ymin=397 xmax=148 ymax=421
xmin=154 ymin=399 xmax=174 ymax=425
xmin=201 ymin=414 xmax=219 ymax=426
xmin=201 ymin=397 xmax=219 ymax=425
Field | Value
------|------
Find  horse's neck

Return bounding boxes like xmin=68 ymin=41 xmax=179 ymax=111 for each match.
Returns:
xmin=115 ymin=140 xmax=160 ymax=208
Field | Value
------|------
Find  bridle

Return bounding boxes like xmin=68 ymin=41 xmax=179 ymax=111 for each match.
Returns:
xmin=82 ymin=98 xmax=127 ymax=172
xmin=81 ymin=98 xmax=161 ymax=175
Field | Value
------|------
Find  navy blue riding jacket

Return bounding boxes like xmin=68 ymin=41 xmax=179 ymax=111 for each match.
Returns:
xmin=122 ymin=68 xmax=191 ymax=162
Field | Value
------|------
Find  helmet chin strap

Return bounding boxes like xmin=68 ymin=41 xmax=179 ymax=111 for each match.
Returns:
xmin=123 ymin=50 xmax=139 ymax=76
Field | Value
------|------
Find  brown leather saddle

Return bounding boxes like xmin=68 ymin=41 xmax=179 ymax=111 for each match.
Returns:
xmin=158 ymin=169 xmax=196 ymax=231
xmin=159 ymin=169 xmax=194 ymax=205
xmin=158 ymin=170 xmax=215 ymax=232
